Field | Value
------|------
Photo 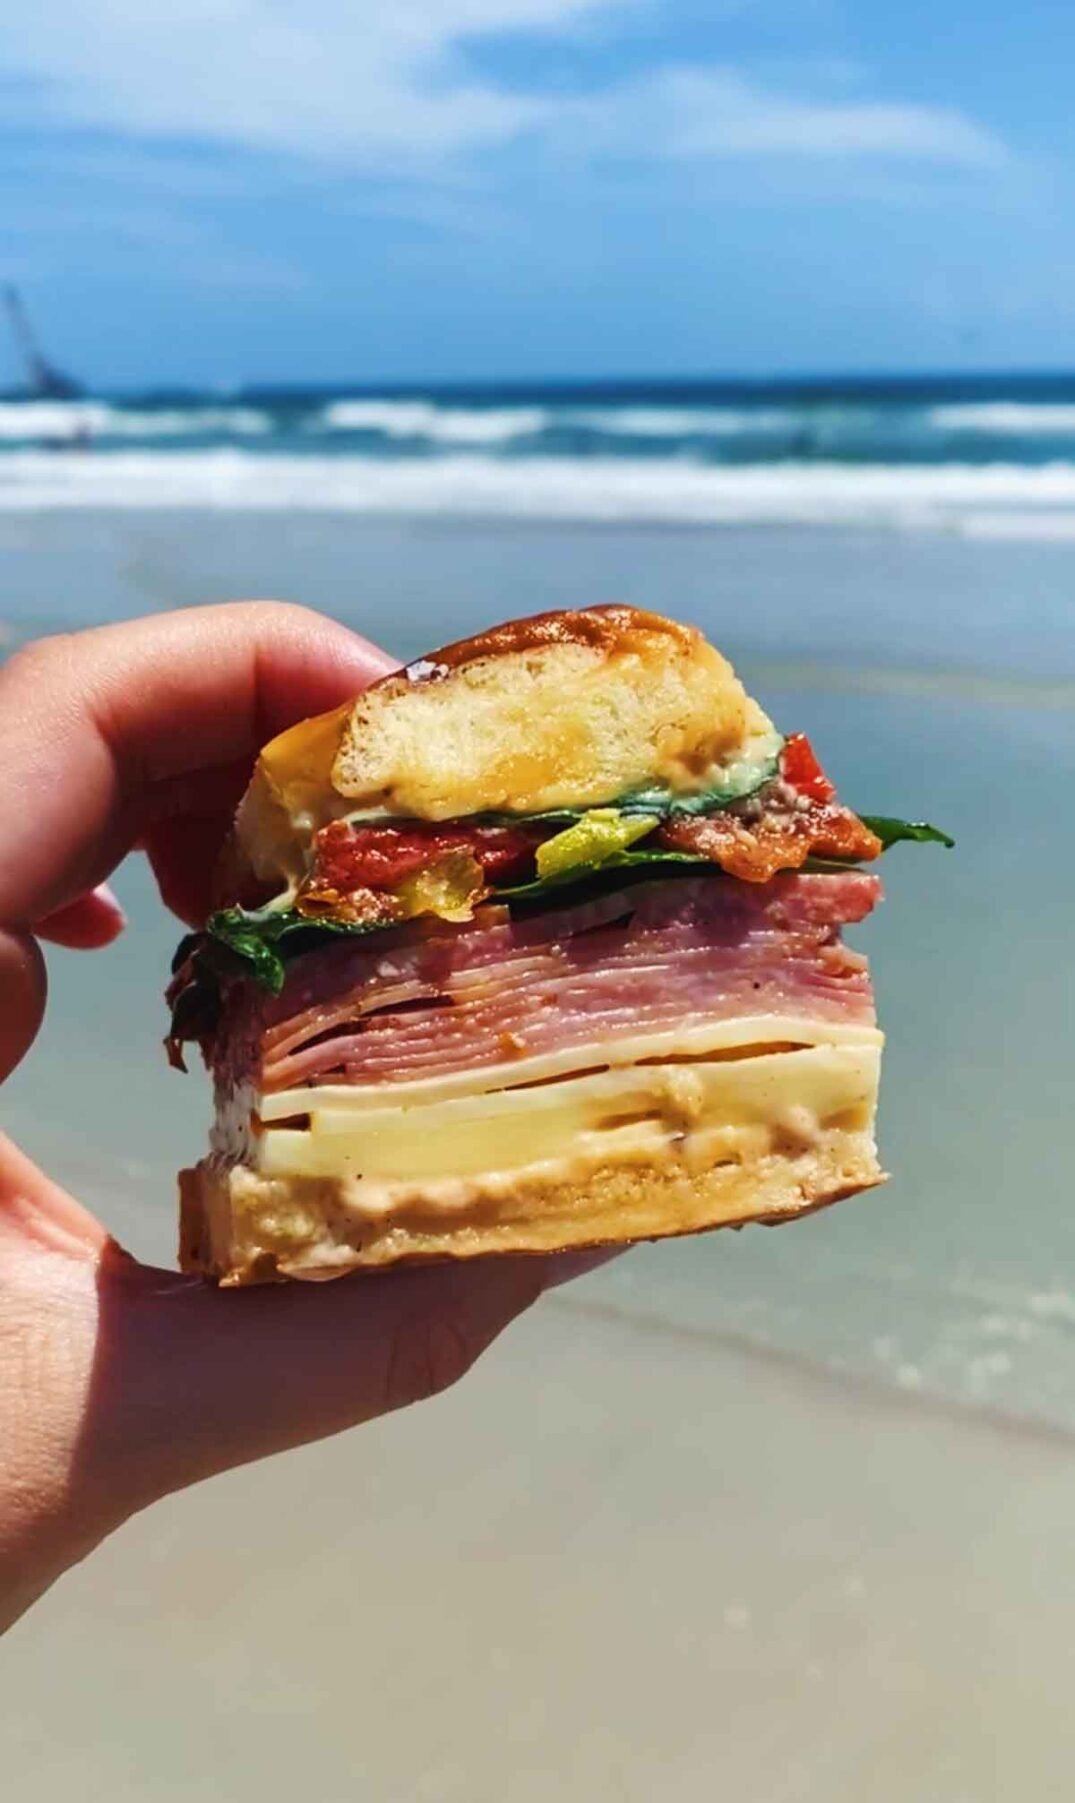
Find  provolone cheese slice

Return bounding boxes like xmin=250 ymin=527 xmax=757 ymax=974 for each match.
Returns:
xmin=255 ymin=1040 xmax=881 ymax=1190
xmin=258 ymin=1013 xmax=883 ymax=1119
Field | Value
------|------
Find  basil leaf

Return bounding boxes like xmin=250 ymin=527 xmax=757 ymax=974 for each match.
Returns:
xmin=860 ymin=815 xmax=954 ymax=851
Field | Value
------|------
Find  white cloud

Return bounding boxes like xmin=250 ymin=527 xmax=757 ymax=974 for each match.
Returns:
xmin=659 ymin=68 xmax=1004 ymax=166
xmin=0 ymin=3 xmax=1005 ymax=171
xmin=0 ymin=1 xmax=597 ymax=159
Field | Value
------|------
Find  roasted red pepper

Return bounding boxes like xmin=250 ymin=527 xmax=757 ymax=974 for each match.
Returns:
xmin=311 ymin=818 xmax=545 ymax=894
xmin=779 ymin=732 xmax=836 ymax=803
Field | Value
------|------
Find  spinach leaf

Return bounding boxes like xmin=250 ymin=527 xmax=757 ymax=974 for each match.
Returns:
xmin=167 ymin=801 xmax=953 ymax=1038
xmin=166 ymin=905 xmax=391 ymax=1046
xmin=206 ymin=905 xmax=386 ymax=993
xmin=860 ymin=815 xmax=954 ymax=851
xmin=497 ymin=845 xmax=710 ymax=904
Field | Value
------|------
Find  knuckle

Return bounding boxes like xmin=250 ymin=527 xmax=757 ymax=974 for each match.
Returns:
xmin=222 ymin=598 xmax=320 ymax=636
xmin=383 ymin=1310 xmax=475 ymax=1413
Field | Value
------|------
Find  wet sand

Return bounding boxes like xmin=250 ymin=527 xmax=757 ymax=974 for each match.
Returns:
xmin=5 ymin=1294 xmax=1075 ymax=1801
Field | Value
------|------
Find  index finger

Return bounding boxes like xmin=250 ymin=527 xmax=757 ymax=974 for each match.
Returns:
xmin=0 ymin=602 xmax=397 ymax=928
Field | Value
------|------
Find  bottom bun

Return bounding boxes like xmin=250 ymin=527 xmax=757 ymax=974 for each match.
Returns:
xmin=180 ymin=1129 xmax=884 ymax=1286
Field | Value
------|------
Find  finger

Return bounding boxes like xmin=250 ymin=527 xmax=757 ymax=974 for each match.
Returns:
xmin=141 ymin=812 xmax=239 ymax=928
xmin=35 ymin=884 xmax=127 ymax=951
xmin=0 ymin=603 xmax=397 ymax=930
xmin=0 ymin=932 xmax=46 ymax=1082
xmin=0 ymin=1131 xmax=109 ymax=1262
xmin=88 ymin=1252 xmax=548 ymax=1506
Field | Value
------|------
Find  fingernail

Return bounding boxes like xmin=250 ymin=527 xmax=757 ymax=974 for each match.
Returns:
xmin=92 ymin=882 xmax=127 ymax=926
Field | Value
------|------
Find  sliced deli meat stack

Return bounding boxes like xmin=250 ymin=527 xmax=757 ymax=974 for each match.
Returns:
xmin=240 ymin=871 xmax=881 ymax=1097
xmin=169 ymin=605 xmax=950 ymax=1284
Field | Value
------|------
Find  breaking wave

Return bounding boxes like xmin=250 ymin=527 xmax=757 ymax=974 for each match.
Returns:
xmin=5 ymin=447 xmax=1075 ymax=534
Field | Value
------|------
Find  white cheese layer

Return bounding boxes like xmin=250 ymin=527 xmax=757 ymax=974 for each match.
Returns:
xmin=251 ymin=1038 xmax=881 ymax=1205
xmin=258 ymin=1013 xmax=882 ymax=1120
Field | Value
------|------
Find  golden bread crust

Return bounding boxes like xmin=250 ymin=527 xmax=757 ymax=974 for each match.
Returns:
xmin=332 ymin=606 xmax=772 ymax=822
xmin=223 ymin=604 xmax=776 ymax=890
xmin=392 ymin=604 xmax=698 ymax=679
xmin=180 ymin=1130 xmax=884 ymax=1286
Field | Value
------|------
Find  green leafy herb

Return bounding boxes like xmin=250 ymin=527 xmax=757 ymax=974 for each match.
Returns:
xmin=860 ymin=815 xmax=954 ymax=851
xmin=208 ymin=912 xmax=289 ymax=993
xmin=498 ymin=844 xmax=709 ymax=904
xmin=166 ymin=799 xmax=953 ymax=1045
xmin=165 ymin=905 xmax=393 ymax=1051
xmin=206 ymin=905 xmax=386 ymax=994
xmin=612 ymin=755 xmax=783 ymax=818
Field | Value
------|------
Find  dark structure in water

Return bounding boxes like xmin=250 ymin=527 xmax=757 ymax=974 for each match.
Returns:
xmin=2 ymin=285 xmax=84 ymax=400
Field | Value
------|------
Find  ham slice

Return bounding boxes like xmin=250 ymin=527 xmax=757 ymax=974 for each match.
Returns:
xmin=215 ymin=871 xmax=880 ymax=1097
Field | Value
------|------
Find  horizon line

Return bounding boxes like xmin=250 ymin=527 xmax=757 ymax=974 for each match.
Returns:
xmin=7 ymin=366 xmax=1075 ymax=403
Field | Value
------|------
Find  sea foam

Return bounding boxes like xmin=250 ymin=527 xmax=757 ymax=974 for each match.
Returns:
xmin=317 ymin=400 xmax=548 ymax=442
xmin=929 ymin=402 xmax=1075 ymax=434
xmin=5 ymin=447 xmax=1075 ymax=533
xmin=0 ymin=401 xmax=272 ymax=441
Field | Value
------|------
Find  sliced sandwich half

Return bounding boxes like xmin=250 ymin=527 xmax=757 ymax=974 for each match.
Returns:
xmin=167 ymin=605 xmax=949 ymax=1284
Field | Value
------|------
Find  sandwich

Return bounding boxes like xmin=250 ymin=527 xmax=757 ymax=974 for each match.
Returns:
xmin=167 ymin=605 xmax=950 ymax=1285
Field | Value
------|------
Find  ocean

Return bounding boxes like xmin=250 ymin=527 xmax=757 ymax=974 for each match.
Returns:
xmin=2 ymin=379 xmax=1073 ymax=1799
xmin=9 ymin=373 xmax=1075 ymax=536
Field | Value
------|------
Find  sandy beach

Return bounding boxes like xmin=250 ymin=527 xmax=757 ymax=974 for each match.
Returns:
xmin=2 ymin=506 xmax=1073 ymax=1798
xmin=6 ymin=1295 xmax=1075 ymax=1801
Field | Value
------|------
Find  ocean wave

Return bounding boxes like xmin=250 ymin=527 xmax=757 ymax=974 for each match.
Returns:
xmin=11 ymin=391 xmax=1075 ymax=455
xmin=0 ymin=400 xmax=272 ymax=442
xmin=565 ymin=406 xmax=804 ymax=437
xmin=318 ymin=399 xmax=548 ymax=442
xmin=319 ymin=400 xmax=816 ymax=442
xmin=7 ymin=448 xmax=1075 ymax=530
xmin=929 ymin=402 xmax=1075 ymax=435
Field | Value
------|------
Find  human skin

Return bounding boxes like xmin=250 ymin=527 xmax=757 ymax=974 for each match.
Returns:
xmin=0 ymin=603 xmax=597 ymax=1635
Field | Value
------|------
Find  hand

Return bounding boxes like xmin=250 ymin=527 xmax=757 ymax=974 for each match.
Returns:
xmin=0 ymin=604 xmax=583 ymax=1634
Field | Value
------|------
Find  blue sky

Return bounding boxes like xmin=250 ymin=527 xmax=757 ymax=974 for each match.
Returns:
xmin=2 ymin=1 xmax=1074 ymax=387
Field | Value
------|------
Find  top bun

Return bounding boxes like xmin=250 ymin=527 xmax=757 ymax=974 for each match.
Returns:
xmin=230 ymin=606 xmax=776 ymax=891
xmin=335 ymin=606 xmax=772 ymax=819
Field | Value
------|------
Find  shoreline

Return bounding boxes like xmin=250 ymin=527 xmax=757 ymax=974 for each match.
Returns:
xmin=3 ymin=508 xmax=1075 ymax=683
xmin=554 ymin=1290 xmax=1075 ymax=1455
